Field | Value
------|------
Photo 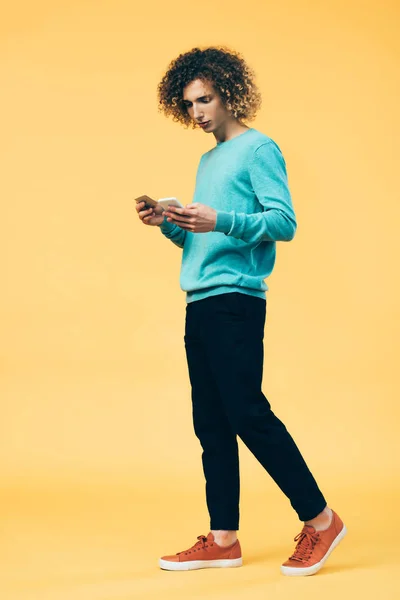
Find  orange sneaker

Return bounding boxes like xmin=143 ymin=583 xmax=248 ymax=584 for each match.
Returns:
xmin=159 ymin=532 xmax=242 ymax=571
xmin=281 ymin=509 xmax=347 ymax=576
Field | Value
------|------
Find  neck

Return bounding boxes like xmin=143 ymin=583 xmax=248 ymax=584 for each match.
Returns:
xmin=213 ymin=119 xmax=249 ymax=144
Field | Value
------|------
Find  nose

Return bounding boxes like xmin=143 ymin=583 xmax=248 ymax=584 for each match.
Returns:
xmin=192 ymin=105 xmax=204 ymax=120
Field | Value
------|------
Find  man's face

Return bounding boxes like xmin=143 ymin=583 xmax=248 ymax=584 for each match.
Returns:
xmin=182 ymin=79 xmax=231 ymax=133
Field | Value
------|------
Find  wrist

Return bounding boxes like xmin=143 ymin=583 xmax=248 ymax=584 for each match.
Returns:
xmin=159 ymin=217 xmax=176 ymax=232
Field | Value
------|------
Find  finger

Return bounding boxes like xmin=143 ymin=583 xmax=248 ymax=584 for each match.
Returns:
xmin=176 ymin=223 xmax=195 ymax=231
xmin=167 ymin=218 xmax=193 ymax=228
xmin=167 ymin=217 xmax=194 ymax=229
xmin=137 ymin=202 xmax=151 ymax=213
xmin=167 ymin=206 xmax=192 ymax=217
xmin=167 ymin=213 xmax=194 ymax=224
xmin=139 ymin=207 xmax=154 ymax=219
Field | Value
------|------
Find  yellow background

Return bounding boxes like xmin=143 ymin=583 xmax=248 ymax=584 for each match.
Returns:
xmin=1 ymin=1 xmax=399 ymax=598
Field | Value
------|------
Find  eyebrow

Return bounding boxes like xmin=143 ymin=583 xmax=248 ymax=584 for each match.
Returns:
xmin=182 ymin=95 xmax=211 ymax=104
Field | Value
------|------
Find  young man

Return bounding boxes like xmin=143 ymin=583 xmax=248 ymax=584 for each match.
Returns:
xmin=136 ymin=46 xmax=346 ymax=576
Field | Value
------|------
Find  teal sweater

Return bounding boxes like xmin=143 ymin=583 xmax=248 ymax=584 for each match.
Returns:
xmin=159 ymin=128 xmax=297 ymax=303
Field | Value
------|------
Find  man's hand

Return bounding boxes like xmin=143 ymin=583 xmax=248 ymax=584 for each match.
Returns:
xmin=164 ymin=203 xmax=217 ymax=233
xmin=135 ymin=201 xmax=165 ymax=227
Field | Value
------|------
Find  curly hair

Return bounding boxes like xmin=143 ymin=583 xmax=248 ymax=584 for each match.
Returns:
xmin=157 ymin=46 xmax=262 ymax=129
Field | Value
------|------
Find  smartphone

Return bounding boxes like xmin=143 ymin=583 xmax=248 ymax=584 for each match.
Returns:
xmin=158 ymin=197 xmax=184 ymax=210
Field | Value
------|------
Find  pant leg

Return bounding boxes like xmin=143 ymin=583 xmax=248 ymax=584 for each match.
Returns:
xmin=185 ymin=299 xmax=241 ymax=530
xmin=201 ymin=292 xmax=327 ymax=522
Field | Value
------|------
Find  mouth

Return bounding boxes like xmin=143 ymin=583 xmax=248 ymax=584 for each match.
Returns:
xmin=198 ymin=121 xmax=210 ymax=128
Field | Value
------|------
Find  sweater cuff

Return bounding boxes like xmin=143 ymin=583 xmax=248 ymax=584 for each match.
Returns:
xmin=214 ymin=210 xmax=234 ymax=234
xmin=159 ymin=217 xmax=177 ymax=233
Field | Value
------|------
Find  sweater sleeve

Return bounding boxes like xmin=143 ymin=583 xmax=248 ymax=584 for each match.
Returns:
xmin=213 ymin=141 xmax=297 ymax=243
xmin=159 ymin=217 xmax=187 ymax=249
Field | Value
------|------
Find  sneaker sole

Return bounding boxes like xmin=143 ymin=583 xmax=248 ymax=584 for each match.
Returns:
xmin=159 ymin=557 xmax=243 ymax=571
xmin=280 ymin=524 xmax=347 ymax=577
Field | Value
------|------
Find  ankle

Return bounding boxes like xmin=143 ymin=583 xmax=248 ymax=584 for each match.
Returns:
xmin=305 ymin=506 xmax=333 ymax=531
xmin=211 ymin=530 xmax=237 ymax=547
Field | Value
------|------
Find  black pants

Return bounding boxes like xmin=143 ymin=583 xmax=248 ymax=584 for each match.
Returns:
xmin=184 ymin=292 xmax=327 ymax=531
